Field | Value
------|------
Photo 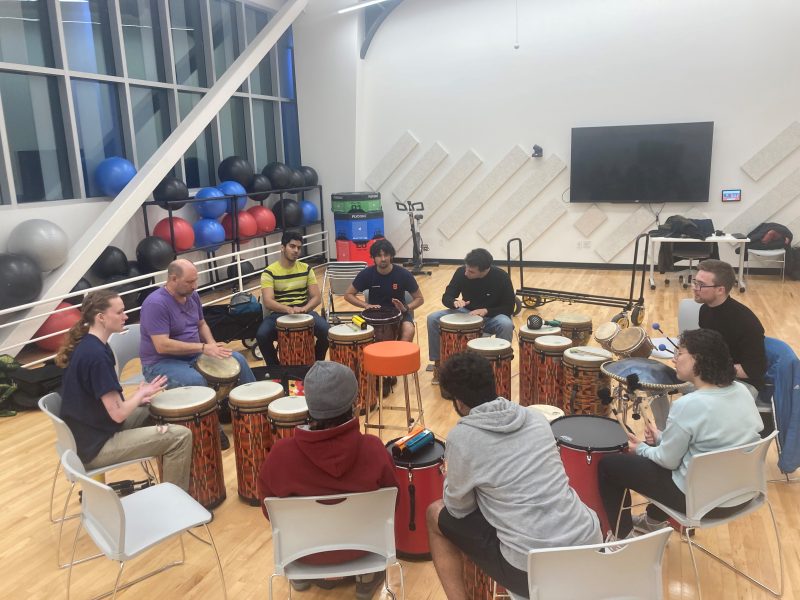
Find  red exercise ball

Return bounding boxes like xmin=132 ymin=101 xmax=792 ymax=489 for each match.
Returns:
xmin=34 ymin=302 xmax=81 ymax=352
xmin=222 ymin=211 xmax=258 ymax=240
xmin=154 ymin=217 xmax=195 ymax=251
xmin=247 ymin=205 xmax=276 ymax=234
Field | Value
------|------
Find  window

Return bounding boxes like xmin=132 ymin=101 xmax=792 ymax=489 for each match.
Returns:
xmin=0 ymin=0 xmax=54 ymax=67
xmin=131 ymin=86 xmax=172 ymax=167
xmin=219 ymin=96 xmax=247 ymax=160
xmin=179 ymin=91 xmax=215 ymax=188
xmin=170 ymin=0 xmax=207 ymax=87
xmin=121 ymin=0 xmax=166 ymax=82
xmin=252 ymin=99 xmax=277 ymax=169
xmin=245 ymin=6 xmax=275 ymax=97
xmin=62 ymin=0 xmax=116 ymax=75
xmin=210 ymin=0 xmax=240 ymax=81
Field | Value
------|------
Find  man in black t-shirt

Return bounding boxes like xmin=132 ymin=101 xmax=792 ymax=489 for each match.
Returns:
xmin=344 ymin=239 xmax=424 ymax=342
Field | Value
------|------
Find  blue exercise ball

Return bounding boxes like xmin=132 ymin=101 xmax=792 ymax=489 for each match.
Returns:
xmin=95 ymin=156 xmax=137 ymax=196
xmin=0 ymin=253 xmax=43 ymax=309
xmin=7 ymin=219 xmax=70 ymax=272
xmin=300 ymin=200 xmax=319 ymax=224
xmin=194 ymin=187 xmax=227 ymax=219
xmin=217 ymin=180 xmax=248 ymax=213
xmin=193 ymin=218 xmax=226 ymax=251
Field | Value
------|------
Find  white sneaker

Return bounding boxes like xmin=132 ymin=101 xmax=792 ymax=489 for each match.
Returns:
xmin=632 ymin=512 xmax=669 ymax=534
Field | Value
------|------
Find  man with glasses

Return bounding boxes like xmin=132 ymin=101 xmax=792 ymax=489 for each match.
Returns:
xmin=693 ymin=259 xmax=766 ymax=393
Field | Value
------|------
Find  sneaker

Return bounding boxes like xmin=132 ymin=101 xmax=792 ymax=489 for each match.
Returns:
xmin=219 ymin=427 xmax=231 ymax=451
xmin=632 ymin=512 xmax=669 ymax=534
xmin=355 ymin=571 xmax=385 ymax=600
xmin=290 ymin=579 xmax=311 ymax=591
xmin=431 ymin=364 xmax=440 ymax=385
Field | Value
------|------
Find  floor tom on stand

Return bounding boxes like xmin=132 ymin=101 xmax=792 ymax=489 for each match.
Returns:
xmin=267 ymin=395 xmax=309 ymax=442
xmin=276 ymin=313 xmax=315 ymax=366
xmin=555 ymin=312 xmax=593 ymax=347
xmin=361 ymin=306 xmax=402 ymax=342
xmin=532 ymin=335 xmax=572 ymax=409
xmin=328 ymin=323 xmax=376 ymax=414
xmin=610 ymin=326 xmax=654 ymax=358
xmin=439 ymin=313 xmax=484 ymax=366
xmin=562 ymin=346 xmax=613 ymax=416
xmin=467 ymin=337 xmax=513 ymax=400
xmin=518 ymin=325 xmax=561 ymax=407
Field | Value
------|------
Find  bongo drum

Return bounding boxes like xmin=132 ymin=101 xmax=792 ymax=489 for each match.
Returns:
xmin=439 ymin=313 xmax=484 ymax=366
xmin=593 ymin=322 xmax=621 ymax=352
xmin=610 ymin=326 xmax=655 ymax=358
xmin=361 ymin=306 xmax=402 ymax=342
xmin=328 ymin=323 xmax=376 ymax=414
xmin=526 ymin=404 xmax=565 ymax=422
xmin=276 ymin=313 xmax=315 ymax=366
xmin=386 ymin=437 xmax=445 ymax=558
xmin=518 ymin=325 xmax=561 ymax=407
xmin=267 ymin=395 xmax=309 ymax=442
xmin=562 ymin=346 xmax=613 ymax=416
xmin=150 ymin=386 xmax=226 ymax=509
xmin=194 ymin=354 xmax=241 ymax=404
xmin=466 ymin=337 xmax=513 ymax=401
xmin=228 ymin=381 xmax=285 ymax=505
xmin=551 ymin=415 xmax=628 ymax=535
xmin=462 ymin=555 xmax=508 ymax=600
xmin=555 ymin=312 xmax=593 ymax=347
xmin=532 ymin=335 xmax=572 ymax=408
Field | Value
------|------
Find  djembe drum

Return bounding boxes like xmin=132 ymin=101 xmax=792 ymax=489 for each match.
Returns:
xmin=466 ymin=337 xmax=513 ymax=400
xmin=532 ymin=335 xmax=572 ymax=408
xmin=593 ymin=321 xmax=621 ymax=352
xmin=439 ymin=313 xmax=483 ymax=366
xmin=361 ymin=306 xmax=402 ymax=342
xmin=276 ymin=313 xmax=315 ymax=365
xmin=555 ymin=312 xmax=593 ymax=347
xmin=518 ymin=324 xmax=561 ymax=407
xmin=267 ymin=395 xmax=310 ymax=442
xmin=194 ymin=354 xmax=241 ymax=406
xmin=610 ymin=326 xmax=655 ymax=358
xmin=562 ymin=346 xmax=613 ymax=416
xmin=328 ymin=323 xmax=376 ymax=413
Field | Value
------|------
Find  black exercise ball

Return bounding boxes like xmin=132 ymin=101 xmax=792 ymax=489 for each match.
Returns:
xmin=90 ymin=246 xmax=130 ymax=280
xmin=137 ymin=285 xmax=158 ymax=308
xmin=136 ymin=236 xmax=175 ymax=273
xmin=153 ymin=175 xmax=189 ymax=210
xmin=298 ymin=165 xmax=318 ymax=187
xmin=66 ymin=277 xmax=92 ymax=305
xmin=0 ymin=253 xmax=43 ymax=309
xmin=226 ymin=261 xmax=255 ymax=280
xmin=127 ymin=261 xmax=155 ymax=288
xmin=288 ymin=168 xmax=305 ymax=189
xmin=106 ymin=275 xmax=139 ymax=313
xmin=247 ymin=173 xmax=273 ymax=201
xmin=262 ymin=162 xmax=292 ymax=190
xmin=271 ymin=199 xmax=302 ymax=228
xmin=218 ymin=156 xmax=254 ymax=188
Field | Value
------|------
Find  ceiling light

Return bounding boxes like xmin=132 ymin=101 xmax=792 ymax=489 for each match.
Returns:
xmin=338 ymin=0 xmax=392 ymax=15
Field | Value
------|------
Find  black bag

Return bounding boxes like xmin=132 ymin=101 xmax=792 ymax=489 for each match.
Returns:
xmin=786 ymin=246 xmax=800 ymax=281
xmin=10 ymin=363 xmax=64 ymax=410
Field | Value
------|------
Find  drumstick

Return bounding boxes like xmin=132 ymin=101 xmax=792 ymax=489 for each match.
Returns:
xmin=569 ymin=348 xmax=612 ymax=360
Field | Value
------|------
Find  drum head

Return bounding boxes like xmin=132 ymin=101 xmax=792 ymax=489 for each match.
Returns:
xmin=611 ymin=327 xmax=646 ymax=353
xmin=268 ymin=395 xmax=309 ymax=421
xmin=439 ymin=313 xmax=483 ymax=329
xmin=467 ymin=337 xmax=512 ymax=355
xmin=195 ymin=354 xmax=241 ymax=381
xmin=150 ymin=386 xmax=217 ymax=417
xmin=328 ymin=323 xmax=374 ymax=342
xmin=277 ymin=313 xmax=314 ymax=328
xmin=601 ymin=358 xmax=690 ymax=391
xmin=533 ymin=335 xmax=573 ymax=352
xmin=555 ymin=312 xmax=592 ymax=327
xmin=520 ymin=325 xmax=561 ymax=340
xmin=594 ymin=322 xmax=619 ymax=342
xmin=550 ymin=415 xmax=628 ymax=451
xmin=228 ymin=381 xmax=285 ymax=408
xmin=526 ymin=404 xmax=565 ymax=422
xmin=361 ymin=306 xmax=401 ymax=323
xmin=563 ymin=346 xmax=613 ymax=367
xmin=386 ymin=437 xmax=445 ymax=468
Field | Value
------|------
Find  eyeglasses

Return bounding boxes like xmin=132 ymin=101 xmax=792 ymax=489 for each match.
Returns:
xmin=691 ymin=280 xmax=719 ymax=290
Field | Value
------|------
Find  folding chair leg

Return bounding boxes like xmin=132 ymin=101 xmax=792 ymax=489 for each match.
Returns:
xmin=387 ymin=561 xmax=405 ymax=600
xmin=204 ymin=524 xmax=228 ymax=599
xmin=110 ymin=562 xmax=126 ymax=600
xmin=683 ymin=528 xmax=703 ymax=600
xmin=49 ymin=462 xmax=61 ymax=523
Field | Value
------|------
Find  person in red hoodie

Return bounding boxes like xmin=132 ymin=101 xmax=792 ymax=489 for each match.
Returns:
xmin=258 ymin=361 xmax=399 ymax=599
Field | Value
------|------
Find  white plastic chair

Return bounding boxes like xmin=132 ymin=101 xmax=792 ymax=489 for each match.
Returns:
xmin=264 ymin=487 xmax=403 ymax=599
xmin=524 ymin=527 xmax=671 ymax=600
xmin=108 ymin=324 xmax=146 ymax=385
xmin=38 ymin=392 xmax=157 ymax=568
xmin=61 ymin=449 xmax=226 ymax=600
xmin=644 ymin=432 xmax=782 ymax=599
xmin=651 ymin=298 xmax=700 ymax=358
xmin=746 ymin=248 xmax=786 ymax=282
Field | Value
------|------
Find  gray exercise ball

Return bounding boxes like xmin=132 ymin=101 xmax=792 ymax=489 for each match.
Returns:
xmin=7 ymin=219 xmax=70 ymax=272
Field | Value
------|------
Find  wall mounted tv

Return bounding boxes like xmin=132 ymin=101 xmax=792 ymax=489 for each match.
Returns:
xmin=570 ymin=121 xmax=714 ymax=203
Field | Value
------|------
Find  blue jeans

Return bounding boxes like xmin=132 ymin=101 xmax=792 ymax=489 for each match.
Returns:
xmin=255 ymin=310 xmax=330 ymax=366
xmin=426 ymin=308 xmax=514 ymax=362
xmin=142 ymin=351 xmax=256 ymax=390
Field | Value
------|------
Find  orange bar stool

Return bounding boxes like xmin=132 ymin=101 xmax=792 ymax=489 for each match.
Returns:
xmin=362 ymin=341 xmax=425 ymax=438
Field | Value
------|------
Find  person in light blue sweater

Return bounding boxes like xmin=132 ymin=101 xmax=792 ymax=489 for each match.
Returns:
xmin=599 ymin=328 xmax=763 ymax=537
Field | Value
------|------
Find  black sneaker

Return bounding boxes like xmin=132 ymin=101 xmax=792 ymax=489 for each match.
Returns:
xmin=219 ymin=427 xmax=231 ymax=450
xmin=289 ymin=580 xmax=311 ymax=591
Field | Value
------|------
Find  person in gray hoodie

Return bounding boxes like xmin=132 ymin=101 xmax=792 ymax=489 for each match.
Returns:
xmin=426 ymin=352 xmax=601 ymax=599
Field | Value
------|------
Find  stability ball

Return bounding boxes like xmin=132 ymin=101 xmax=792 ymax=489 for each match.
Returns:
xmin=95 ymin=157 xmax=137 ymax=196
xmin=288 ymin=168 xmax=305 ymax=189
xmin=247 ymin=173 xmax=272 ymax=201
xmin=226 ymin=261 xmax=255 ymax=280
xmin=272 ymin=198 xmax=302 ymax=228
xmin=7 ymin=219 xmax=70 ymax=272
xmin=153 ymin=217 xmax=195 ymax=251
xmin=194 ymin=187 xmax=227 ymax=219
xmin=217 ymin=180 xmax=248 ymax=213
xmin=262 ymin=162 xmax=292 ymax=190
xmin=106 ymin=275 xmax=139 ymax=313
xmin=0 ymin=253 xmax=43 ymax=309
xmin=154 ymin=175 xmax=189 ymax=210
xmin=247 ymin=205 xmax=276 ymax=234
xmin=299 ymin=165 xmax=319 ymax=187
xmin=90 ymin=246 xmax=129 ymax=280
xmin=34 ymin=302 xmax=81 ymax=351
xmin=194 ymin=218 xmax=226 ymax=251
xmin=299 ymin=200 xmax=319 ymax=224
xmin=126 ymin=261 xmax=155 ymax=286
xmin=66 ymin=277 xmax=92 ymax=305
xmin=222 ymin=211 xmax=258 ymax=239
xmin=136 ymin=236 xmax=175 ymax=273
xmin=218 ymin=156 xmax=254 ymax=188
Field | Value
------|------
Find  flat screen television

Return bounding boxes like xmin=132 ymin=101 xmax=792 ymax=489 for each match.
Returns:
xmin=569 ymin=121 xmax=714 ymax=203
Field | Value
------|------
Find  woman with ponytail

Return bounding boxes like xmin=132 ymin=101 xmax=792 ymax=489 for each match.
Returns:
xmin=57 ymin=290 xmax=192 ymax=491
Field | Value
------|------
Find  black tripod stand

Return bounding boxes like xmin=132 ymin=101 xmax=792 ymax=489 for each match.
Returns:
xmin=396 ymin=201 xmax=439 ymax=276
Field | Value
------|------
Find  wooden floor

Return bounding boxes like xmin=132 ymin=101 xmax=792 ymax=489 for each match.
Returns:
xmin=2 ymin=264 xmax=798 ymax=600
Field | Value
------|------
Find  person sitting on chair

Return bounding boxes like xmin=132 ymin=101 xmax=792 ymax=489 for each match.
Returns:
xmin=57 ymin=290 xmax=192 ymax=490
xmin=427 ymin=248 xmax=516 ymax=383
xmin=426 ymin=352 xmax=601 ymax=599
xmin=255 ymin=230 xmax=329 ymax=366
xmin=598 ymin=328 xmax=763 ymax=537
xmin=343 ymin=238 xmax=424 ymax=342
xmin=258 ymin=361 xmax=398 ymax=599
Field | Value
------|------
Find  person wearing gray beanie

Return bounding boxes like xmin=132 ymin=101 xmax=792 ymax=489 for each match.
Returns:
xmin=304 ymin=361 xmax=358 ymax=423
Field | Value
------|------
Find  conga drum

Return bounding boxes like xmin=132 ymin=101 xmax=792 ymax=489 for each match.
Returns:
xmin=526 ymin=404 xmax=565 ymax=422
xmin=361 ymin=306 xmax=402 ymax=342
xmin=194 ymin=354 xmax=241 ymax=404
xmin=386 ymin=437 xmax=445 ymax=558
xmin=593 ymin=322 xmax=621 ymax=352
xmin=466 ymin=337 xmax=513 ymax=401
xmin=149 ymin=386 xmax=226 ymax=509
xmin=532 ymin=335 xmax=572 ymax=408
xmin=555 ymin=312 xmax=593 ymax=347
xmin=518 ymin=325 xmax=561 ymax=407
xmin=439 ymin=313 xmax=484 ymax=366
xmin=562 ymin=346 xmax=613 ymax=416
xmin=551 ymin=415 xmax=628 ymax=535
xmin=228 ymin=381 xmax=285 ymax=505
xmin=610 ymin=326 xmax=655 ymax=358
xmin=267 ymin=395 xmax=309 ymax=442
xmin=328 ymin=323 xmax=376 ymax=414
xmin=276 ymin=313 xmax=315 ymax=365
xmin=462 ymin=555 xmax=508 ymax=600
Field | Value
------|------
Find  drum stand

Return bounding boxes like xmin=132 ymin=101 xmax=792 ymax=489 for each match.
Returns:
xmin=396 ymin=201 xmax=438 ymax=276
xmin=612 ymin=384 xmax=672 ymax=431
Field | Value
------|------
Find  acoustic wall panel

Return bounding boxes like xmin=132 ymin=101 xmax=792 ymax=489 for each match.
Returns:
xmin=365 ymin=131 xmax=419 ymax=190
xmin=573 ymin=205 xmax=608 ymax=238
xmin=594 ymin=207 xmax=655 ymax=262
xmin=503 ymin=198 xmax=567 ymax=254
xmin=477 ymin=155 xmax=566 ymax=242
xmin=741 ymin=122 xmax=800 ymax=182
xmin=392 ymin=142 xmax=449 ymax=202
xmin=438 ymin=145 xmax=529 ymax=239
xmin=724 ymin=167 xmax=800 ymax=235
